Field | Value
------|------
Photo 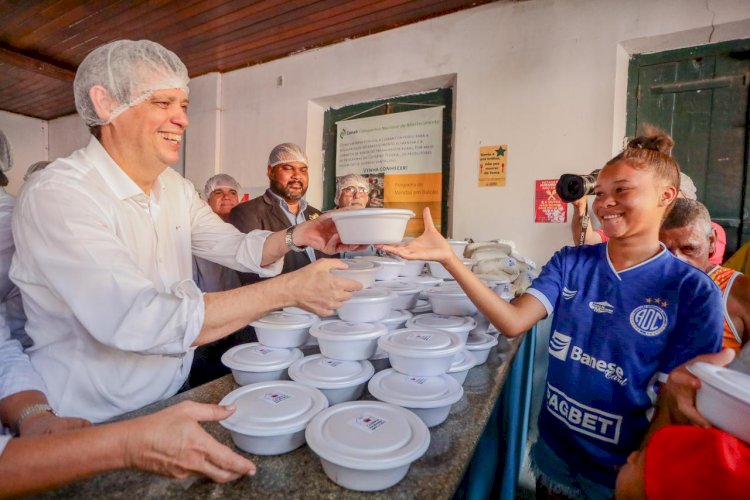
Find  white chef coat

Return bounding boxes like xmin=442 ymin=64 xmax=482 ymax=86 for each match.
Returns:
xmin=0 ymin=188 xmax=46 ymax=403
xmin=10 ymin=137 xmax=283 ymax=422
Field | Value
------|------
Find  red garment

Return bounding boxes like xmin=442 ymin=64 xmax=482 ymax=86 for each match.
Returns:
xmin=645 ymin=426 xmax=750 ymax=499
xmin=710 ymin=221 xmax=727 ymax=265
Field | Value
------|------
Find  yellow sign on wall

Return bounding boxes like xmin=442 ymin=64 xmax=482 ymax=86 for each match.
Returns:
xmin=479 ymin=145 xmax=507 ymax=187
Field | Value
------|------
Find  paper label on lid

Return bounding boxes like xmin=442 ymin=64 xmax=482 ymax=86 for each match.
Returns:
xmin=260 ymin=391 xmax=293 ymax=405
xmin=410 ymin=333 xmax=433 ymax=342
xmin=349 ymin=414 xmax=388 ymax=434
xmin=321 ymin=359 xmax=343 ymax=368
xmin=408 ymin=376 xmax=428 ymax=385
xmin=249 ymin=346 xmax=274 ymax=355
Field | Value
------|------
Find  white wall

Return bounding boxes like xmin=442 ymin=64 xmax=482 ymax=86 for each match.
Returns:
xmin=36 ymin=0 xmax=750 ymax=264
xmin=0 ymin=111 xmax=48 ymax=195
xmin=47 ymin=114 xmax=89 ymax=163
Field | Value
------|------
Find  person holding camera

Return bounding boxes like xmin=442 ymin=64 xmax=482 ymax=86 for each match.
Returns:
xmin=381 ymin=128 xmax=723 ymax=499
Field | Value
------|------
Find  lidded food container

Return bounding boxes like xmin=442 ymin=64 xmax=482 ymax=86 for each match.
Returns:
xmin=465 ymin=332 xmax=499 ymax=365
xmin=250 ymin=311 xmax=317 ymax=348
xmin=424 ymin=286 xmax=478 ymax=316
xmin=330 ymin=208 xmax=415 ymax=244
xmin=378 ymin=328 xmax=463 ymax=376
xmin=310 ymin=320 xmax=388 ymax=361
xmin=331 ymin=258 xmax=381 ymax=289
xmin=688 ymin=362 xmax=750 ymax=444
xmin=379 ymin=308 xmax=413 ymax=331
xmin=221 ymin=343 xmax=303 ymax=385
xmin=427 ymin=258 xmax=474 ymax=280
xmin=410 ymin=299 xmax=432 ymax=315
xmin=447 ymin=349 xmax=476 ymax=385
xmin=447 ymin=239 xmax=469 ymax=258
xmin=219 ymin=381 xmax=329 ymax=455
xmin=355 ymin=256 xmax=406 ymax=281
xmin=402 ymin=275 xmax=443 ymax=299
xmin=398 ymin=259 xmax=426 ymax=278
xmin=289 ymin=354 xmax=375 ymax=405
xmin=305 ymin=401 xmax=430 ymax=491
xmin=475 ymin=273 xmax=514 ymax=299
xmin=336 ymin=288 xmax=396 ymax=322
xmin=406 ymin=313 xmax=477 ymax=345
xmin=374 ymin=280 xmax=422 ymax=310
xmin=368 ymin=369 xmax=464 ymax=427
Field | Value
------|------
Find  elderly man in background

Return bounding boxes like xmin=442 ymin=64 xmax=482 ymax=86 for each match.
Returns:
xmin=229 ymin=143 xmax=325 ymax=284
xmin=334 ymin=173 xmax=370 ymax=208
xmin=11 ymin=40 xmax=361 ymax=423
xmin=659 ymin=199 xmax=750 ymax=351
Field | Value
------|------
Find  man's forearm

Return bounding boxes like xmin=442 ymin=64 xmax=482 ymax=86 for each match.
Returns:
xmin=259 ymin=229 xmax=290 ymax=267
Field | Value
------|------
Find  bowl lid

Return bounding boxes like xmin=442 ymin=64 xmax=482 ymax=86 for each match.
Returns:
xmin=221 ymin=343 xmax=303 ymax=372
xmin=411 ymin=299 xmax=432 ymax=314
xmin=355 ymin=255 xmax=407 ymax=268
xmin=425 ymin=286 xmax=468 ymax=298
xmin=447 ymin=239 xmax=468 ymax=246
xmin=344 ymin=287 xmax=397 ymax=304
xmin=310 ymin=319 xmax=388 ymax=340
xmin=368 ymin=369 xmax=464 ymax=408
xmin=448 ymin=349 xmax=477 ymax=373
xmin=374 ymin=280 xmax=422 ymax=295
xmin=333 ymin=258 xmax=380 ymax=272
xmin=687 ymin=362 xmax=750 ymax=404
xmin=406 ymin=313 xmax=477 ymax=333
xmin=402 ymin=275 xmax=443 ymax=287
xmin=380 ymin=308 xmax=413 ymax=327
xmin=218 ymin=381 xmax=328 ymax=436
xmin=305 ymin=400 xmax=429 ymax=470
xmin=370 ymin=348 xmax=389 ymax=361
xmin=250 ymin=311 xmax=317 ymax=329
xmin=283 ymin=306 xmax=311 ymax=315
xmin=330 ymin=208 xmax=415 ymax=221
xmin=288 ymin=354 xmax=375 ymax=389
xmin=465 ymin=332 xmax=499 ymax=350
xmin=378 ymin=328 xmax=463 ymax=358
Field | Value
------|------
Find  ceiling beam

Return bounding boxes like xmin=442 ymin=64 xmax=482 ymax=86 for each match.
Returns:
xmin=0 ymin=45 xmax=75 ymax=82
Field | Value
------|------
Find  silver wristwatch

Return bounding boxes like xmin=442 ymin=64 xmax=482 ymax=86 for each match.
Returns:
xmin=285 ymin=226 xmax=306 ymax=252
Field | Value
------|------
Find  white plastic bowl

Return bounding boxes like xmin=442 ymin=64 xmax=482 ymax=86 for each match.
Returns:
xmin=330 ymin=258 xmax=381 ymax=288
xmin=378 ymin=328 xmax=463 ymax=376
xmin=374 ymin=280 xmax=422 ymax=310
xmin=465 ymin=332 xmax=499 ymax=365
xmin=221 ymin=343 xmax=303 ymax=385
xmin=310 ymin=320 xmax=388 ymax=361
xmin=406 ymin=313 xmax=477 ymax=345
xmin=369 ymin=348 xmax=391 ymax=373
xmin=398 ymin=259 xmax=426 ymax=278
xmin=410 ymin=299 xmax=432 ymax=315
xmin=401 ymin=275 xmax=443 ymax=299
xmin=331 ymin=208 xmax=415 ymax=244
xmin=688 ymin=362 xmax=750 ymax=443
xmin=336 ymin=288 xmax=396 ymax=322
xmin=427 ymin=258 xmax=474 ymax=280
xmin=475 ymin=273 xmax=514 ymax=299
xmin=219 ymin=381 xmax=328 ymax=455
xmin=305 ymin=401 xmax=430 ymax=491
xmin=379 ymin=308 xmax=413 ymax=331
xmin=447 ymin=349 xmax=476 ymax=385
xmin=250 ymin=311 xmax=317 ymax=348
xmin=447 ymin=239 xmax=468 ymax=258
xmin=288 ymin=354 xmax=375 ymax=405
xmin=355 ymin=256 xmax=406 ymax=281
xmin=368 ymin=369 xmax=464 ymax=427
xmin=424 ymin=287 xmax=478 ymax=316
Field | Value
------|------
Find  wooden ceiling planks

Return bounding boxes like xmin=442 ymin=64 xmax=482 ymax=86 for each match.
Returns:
xmin=0 ymin=0 xmax=498 ymax=119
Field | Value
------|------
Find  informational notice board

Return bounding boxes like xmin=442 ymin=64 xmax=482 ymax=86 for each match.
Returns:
xmin=535 ymin=179 xmax=567 ymax=223
xmin=335 ymin=106 xmax=444 ymax=236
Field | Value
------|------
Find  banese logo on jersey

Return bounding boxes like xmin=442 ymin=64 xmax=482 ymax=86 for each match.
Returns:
xmin=629 ymin=297 xmax=668 ymax=337
xmin=549 ymin=331 xmax=572 ymax=361
xmin=548 ymin=331 xmax=628 ymax=386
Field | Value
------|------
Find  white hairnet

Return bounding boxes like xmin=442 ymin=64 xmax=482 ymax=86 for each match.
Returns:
xmin=24 ymin=161 xmax=50 ymax=181
xmin=0 ymin=130 xmax=12 ymax=172
xmin=268 ymin=143 xmax=308 ymax=167
xmin=335 ymin=173 xmax=370 ymax=206
xmin=204 ymin=173 xmax=240 ymax=199
xmin=679 ymin=172 xmax=697 ymax=200
xmin=74 ymin=40 xmax=189 ymax=127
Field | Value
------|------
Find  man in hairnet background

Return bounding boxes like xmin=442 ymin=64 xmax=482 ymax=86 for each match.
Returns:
xmin=334 ymin=173 xmax=370 ymax=209
xmin=10 ymin=40 xmax=361 ymax=423
xmin=229 ymin=143 xmax=325 ymax=285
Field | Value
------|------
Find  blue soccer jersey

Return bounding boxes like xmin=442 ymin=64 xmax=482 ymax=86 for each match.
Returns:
xmin=526 ymin=243 xmax=723 ymax=487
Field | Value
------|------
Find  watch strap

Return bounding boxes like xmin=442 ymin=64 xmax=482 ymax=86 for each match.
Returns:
xmin=285 ymin=226 xmax=306 ymax=252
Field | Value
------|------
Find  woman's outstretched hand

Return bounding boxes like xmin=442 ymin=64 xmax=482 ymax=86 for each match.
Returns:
xmin=378 ymin=207 xmax=455 ymax=264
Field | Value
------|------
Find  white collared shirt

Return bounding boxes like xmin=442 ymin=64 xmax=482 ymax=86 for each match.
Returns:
xmin=10 ymin=137 xmax=282 ymax=422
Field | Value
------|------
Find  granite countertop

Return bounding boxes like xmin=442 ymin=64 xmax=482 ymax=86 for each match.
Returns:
xmin=42 ymin=336 xmax=521 ymax=499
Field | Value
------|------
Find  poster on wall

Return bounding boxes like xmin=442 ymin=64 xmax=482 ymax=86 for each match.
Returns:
xmin=478 ymin=145 xmax=507 ymax=187
xmin=335 ymin=106 xmax=444 ymax=235
xmin=534 ymin=179 xmax=567 ymax=223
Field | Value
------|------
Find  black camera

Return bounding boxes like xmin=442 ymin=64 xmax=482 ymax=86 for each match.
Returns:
xmin=555 ymin=170 xmax=600 ymax=203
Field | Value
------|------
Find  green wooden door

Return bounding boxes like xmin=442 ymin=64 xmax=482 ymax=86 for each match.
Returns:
xmin=627 ymin=39 xmax=750 ymax=259
xmin=322 ymin=88 xmax=453 ymax=235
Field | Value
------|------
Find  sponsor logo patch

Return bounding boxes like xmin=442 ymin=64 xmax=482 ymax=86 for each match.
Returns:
xmin=569 ymin=346 xmax=628 ymax=386
xmin=589 ymin=301 xmax=614 ymax=314
xmin=549 ymin=331 xmax=572 ymax=361
xmin=545 ymin=383 xmax=622 ymax=444
xmin=562 ymin=287 xmax=577 ymax=300
xmin=630 ymin=300 xmax=668 ymax=337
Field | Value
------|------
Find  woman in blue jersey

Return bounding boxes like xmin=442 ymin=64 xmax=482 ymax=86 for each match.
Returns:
xmin=380 ymin=130 xmax=723 ymax=499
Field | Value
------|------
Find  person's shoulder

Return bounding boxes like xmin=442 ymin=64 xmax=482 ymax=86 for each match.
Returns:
xmin=551 ymin=242 xmax=604 ymax=263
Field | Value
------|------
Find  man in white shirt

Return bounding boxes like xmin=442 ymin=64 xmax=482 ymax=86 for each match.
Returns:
xmin=10 ymin=40 xmax=360 ymax=423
